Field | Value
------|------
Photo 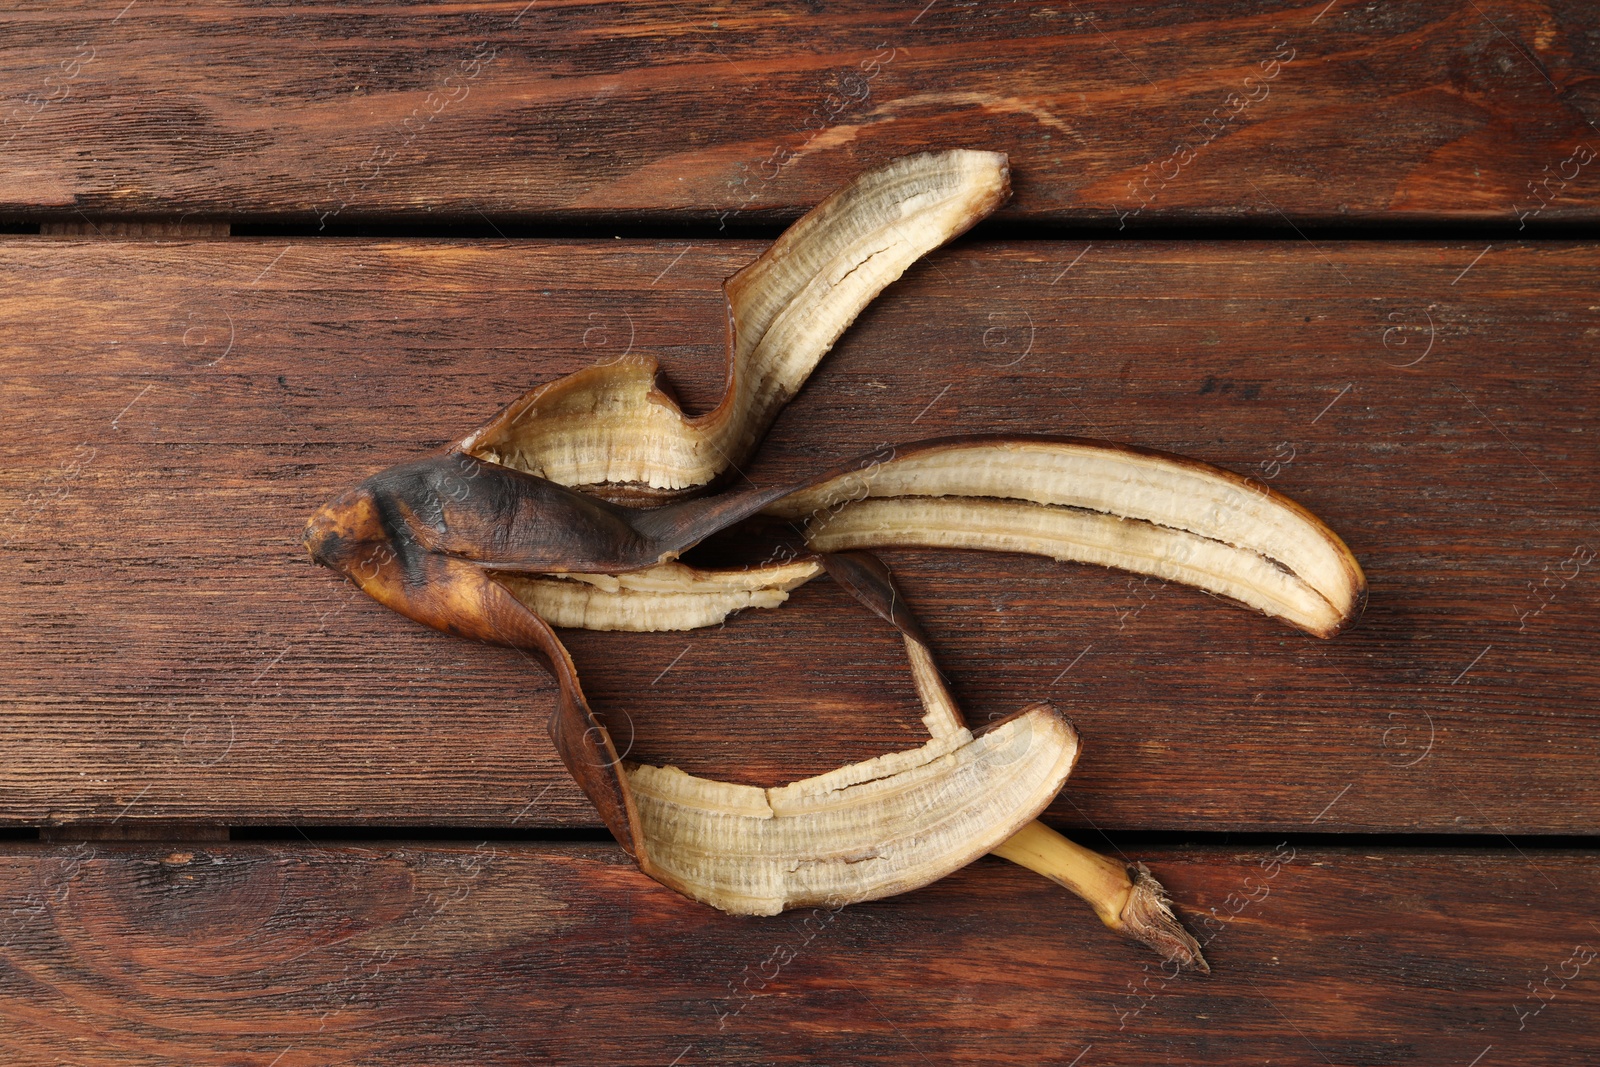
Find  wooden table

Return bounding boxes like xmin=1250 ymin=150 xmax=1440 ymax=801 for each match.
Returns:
xmin=2 ymin=3 xmax=1596 ymax=1063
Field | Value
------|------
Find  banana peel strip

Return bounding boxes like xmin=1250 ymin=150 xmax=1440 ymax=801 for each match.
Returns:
xmin=766 ymin=435 xmax=1366 ymax=638
xmin=622 ymin=550 xmax=1074 ymax=916
xmin=458 ymin=150 xmax=1011 ymax=499
xmin=629 ymin=705 xmax=1078 ymax=915
xmin=495 ymin=559 xmax=824 ymax=632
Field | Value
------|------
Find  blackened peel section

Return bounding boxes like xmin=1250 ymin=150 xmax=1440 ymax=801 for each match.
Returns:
xmin=817 ymin=550 xmax=930 ymax=646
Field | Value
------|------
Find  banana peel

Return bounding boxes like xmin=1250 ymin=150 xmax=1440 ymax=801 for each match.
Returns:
xmin=304 ymin=150 xmax=1364 ymax=972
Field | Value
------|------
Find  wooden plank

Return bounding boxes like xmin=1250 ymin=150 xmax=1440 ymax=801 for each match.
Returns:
xmin=1 ymin=236 xmax=1596 ymax=833
xmin=0 ymin=841 xmax=1594 ymax=1064
xmin=2 ymin=2 xmax=1597 ymax=225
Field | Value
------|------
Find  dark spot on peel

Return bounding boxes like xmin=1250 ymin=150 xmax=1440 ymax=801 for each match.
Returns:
xmin=306 ymin=528 xmax=348 ymax=569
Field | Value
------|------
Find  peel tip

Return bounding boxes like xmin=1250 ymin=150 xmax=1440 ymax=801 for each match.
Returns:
xmin=1313 ymin=579 xmax=1368 ymax=640
xmin=953 ymin=148 xmax=1012 ymax=216
xmin=900 ymin=147 xmax=1012 ymax=224
xmin=1121 ymin=862 xmax=1210 ymax=975
xmin=971 ymin=699 xmax=1077 ymax=746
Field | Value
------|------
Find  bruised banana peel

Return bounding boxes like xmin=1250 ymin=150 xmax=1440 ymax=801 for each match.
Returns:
xmin=306 ymin=149 xmax=1363 ymax=972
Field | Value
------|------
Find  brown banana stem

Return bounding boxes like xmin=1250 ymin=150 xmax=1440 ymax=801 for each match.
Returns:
xmin=992 ymin=819 xmax=1209 ymax=974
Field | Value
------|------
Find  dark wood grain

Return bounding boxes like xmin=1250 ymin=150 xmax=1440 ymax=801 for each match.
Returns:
xmin=0 ymin=841 xmax=1594 ymax=1064
xmin=1 ymin=236 xmax=1594 ymax=833
xmin=2 ymin=1 xmax=1597 ymax=225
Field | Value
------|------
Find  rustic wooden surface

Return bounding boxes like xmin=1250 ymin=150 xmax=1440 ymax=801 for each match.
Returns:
xmin=3 ymin=1 xmax=1599 ymax=226
xmin=3 ymin=3 xmax=1597 ymax=1059
xmin=0 ymin=841 xmax=1593 ymax=1065
xmin=1 ymin=236 xmax=1594 ymax=834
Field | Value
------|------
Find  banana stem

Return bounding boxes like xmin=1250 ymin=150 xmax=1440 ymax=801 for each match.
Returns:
xmin=992 ymin=820 xmax=1209 ymax=974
